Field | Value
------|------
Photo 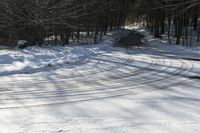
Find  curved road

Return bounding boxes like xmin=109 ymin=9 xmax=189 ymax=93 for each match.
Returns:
xmin=0 ymin=37 xmax=200 ymax=132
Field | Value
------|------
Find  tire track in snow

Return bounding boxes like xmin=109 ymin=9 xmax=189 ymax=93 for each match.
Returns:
xmin=0 ymin=47 xmax=194 ymax=109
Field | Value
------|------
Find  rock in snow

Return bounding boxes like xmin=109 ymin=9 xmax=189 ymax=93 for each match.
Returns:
xmin=17 ymin=40 xmax=28 ymax=49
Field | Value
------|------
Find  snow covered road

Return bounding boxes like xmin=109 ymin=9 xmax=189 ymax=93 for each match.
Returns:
xmin=0 ymin=41 xmax=200 ymax=132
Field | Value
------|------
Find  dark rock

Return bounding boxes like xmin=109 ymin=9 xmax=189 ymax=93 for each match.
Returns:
xmin=17 ymin=40 xmax=29 ymax=49
xmin=116 ymin=31 xmax=144 ymax=47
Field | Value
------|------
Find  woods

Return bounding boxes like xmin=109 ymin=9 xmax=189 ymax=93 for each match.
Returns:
xmin=0 ymin=0 xmax=129 ymax=46
xmin=0 ymin=0 xmax=199 ymax=47
xmin=129 ymin=0 xmax=200 ymax=46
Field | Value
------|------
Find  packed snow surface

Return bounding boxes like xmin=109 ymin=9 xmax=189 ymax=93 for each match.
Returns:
xmin=0 ymin=28 xmax=200 ymax=133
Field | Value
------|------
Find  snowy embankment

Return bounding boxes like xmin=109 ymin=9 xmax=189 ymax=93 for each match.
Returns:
xmin=0 ymin=30 xmax=130 ymax=76
xmin=127 ymin=25 xmax=200 ymax=54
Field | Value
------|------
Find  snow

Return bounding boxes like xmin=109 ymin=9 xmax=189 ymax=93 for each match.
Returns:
xmin=0 ymin=32 xmax=124 ymax=76
xmin=0 ymin=28 xmax=200 ymax=133
xmin=0 ymin=55 xmax=15 ymax=64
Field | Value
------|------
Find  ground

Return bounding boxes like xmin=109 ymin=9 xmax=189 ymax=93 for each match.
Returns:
xmin=0 ymin=29 xmax=200 ymax=133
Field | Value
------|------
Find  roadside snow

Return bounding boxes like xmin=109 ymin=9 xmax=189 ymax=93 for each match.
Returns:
xmin=0 ymin=46 xmax=90 ymax=75
xmin=0 ymin=30 xmax=130 ymax=76
xmin=128 ymin=25 xmax=200 ymax=53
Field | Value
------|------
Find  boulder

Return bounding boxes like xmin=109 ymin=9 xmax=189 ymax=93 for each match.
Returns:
xmin=17 ymin=40 xmax=28 ymax=49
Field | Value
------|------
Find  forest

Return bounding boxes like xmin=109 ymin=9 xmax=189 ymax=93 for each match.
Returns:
xmin=0 ymin=0 xmax=199 ymax=47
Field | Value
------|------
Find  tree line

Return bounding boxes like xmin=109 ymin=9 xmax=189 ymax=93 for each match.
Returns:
xmin=0 ymin=0 xmax=199 ymax=47
xmin=129 ymin=0 xmax=200 ymax=46
xmin=0 ymin=0 xmax=130 ymax=46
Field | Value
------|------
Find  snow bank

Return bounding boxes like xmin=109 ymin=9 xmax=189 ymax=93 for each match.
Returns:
xmin=0 ymin=30 xmax=128 ymax=76
xmin=0 ymin=45 xmax=98 ymax=76
xmin=126 ymin=25 xmax=200 ymax=54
